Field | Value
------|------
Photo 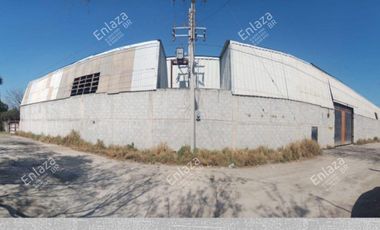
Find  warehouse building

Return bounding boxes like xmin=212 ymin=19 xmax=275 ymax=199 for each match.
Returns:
xmin=20 ymin=40 xmax=380 ymax=150
xmin=220 ymin=41 xmax=380 ymax=147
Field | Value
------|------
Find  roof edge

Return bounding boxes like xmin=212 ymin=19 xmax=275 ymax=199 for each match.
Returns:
xmin=30 ymin=40 xmax=162 ymax=84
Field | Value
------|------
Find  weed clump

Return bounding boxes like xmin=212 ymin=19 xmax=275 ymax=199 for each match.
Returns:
xmin=355 ymin=137 xmax=380 ymax=145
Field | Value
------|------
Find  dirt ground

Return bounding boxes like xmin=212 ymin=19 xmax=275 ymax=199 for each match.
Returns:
xmin=0 ymin=134 xmax=379 ymax=217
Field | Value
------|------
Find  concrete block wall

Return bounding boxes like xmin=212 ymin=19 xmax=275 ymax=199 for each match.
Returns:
xmin=20 ymin=89 xmax=192 ymax=150
xmin=354 ymin=115 xmax=380 ymax=141
xmin=20 ymin=89 xmax=379 ymax=150
xmin=196 ymin=89 xmax=335 ymax=149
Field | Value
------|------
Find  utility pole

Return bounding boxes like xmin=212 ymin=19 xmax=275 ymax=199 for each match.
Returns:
xmin=188 ymin=0 xmax=196 ymax=153
xmin=173 ymin=0 xmax=206 ymax=152
xmin=0 ymin=76 xmax=3 ymax=102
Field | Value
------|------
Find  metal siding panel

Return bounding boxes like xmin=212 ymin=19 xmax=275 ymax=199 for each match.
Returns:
xmin=220 ymin=48 xmax=231 ymax=90
xmin=166 ymin=59 xmax=172 ymax=88
xmin=196 ymin=58 xmax=220 ymax=89
xmin=107 ymin=48 xmax=136 ymax=93
xmin=22 ymin=40 xmax=162 ymax=105
xmin=228 ymin=42 xmax=333 ymax=108
xmin=167 ymin=57 xmax=219 ymax=89
xmin=330 ymin=76 xmax=378 ymax=118
xmin=158 ymin=46 xmax=168 ymax=89
xmin=229 ymin=41 xmax=333 ymax=109
xmin=169 ymin=57 xmax=188 ymax=88
xmin=230 ymin=43 xmax=253 ymax=95
xmin=56 ymin=65 xmax=74 ymax=99
xmin=49 ymin=70 xmax=63 ymax=100
xmin=27 ymin=76 xmax=50 ymax=104
xmin=269 ymin=52 xmax=289 ymax=98
xmin=96 ymin=54 xmax=114 ymax=93
xmin=21 ymin=83 xmax=32 ymax=105
xmin=252 ymin=53 xmax=286 ymax=98
xmin=131 ymin=43 xmax=159 ymax=91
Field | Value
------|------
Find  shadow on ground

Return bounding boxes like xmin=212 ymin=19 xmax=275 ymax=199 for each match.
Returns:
xmin=327 ymin=145 xmax=380 ymax=163
xmin=351 ymin=187 xmax=380 ymax=217
xmin=0 ymin=137 xmax=243 ymax=218
xmin=4 ymin=136 xmax=378 ymax=217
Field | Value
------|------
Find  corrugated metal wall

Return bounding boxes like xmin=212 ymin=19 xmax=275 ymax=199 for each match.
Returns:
xmin=329 ymin=77 xmax=380 ymax=119
xmin=22 ymin=39 xmax=380 ymax=121
xmin=223 ymin=41 xmax=380 ymax=120
xmin=23 ymin=70 xmax=64 ymax=105
xmin=166 ymin=56 xmax=220 ymax=89
xmin=226 ymin=41 xmax=333 ymax=109
xmin=157 ymin=43 xmax=168 ymax=89
xmin=220 ymin=47 xmax=231 ymax=90
xmin=22 ymin=40 xmax=167 ymax=106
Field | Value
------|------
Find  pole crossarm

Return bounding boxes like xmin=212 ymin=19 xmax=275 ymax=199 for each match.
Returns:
xmin=172 ymin=27 xmax=206 ymax=41
xmin=171 ymin=0 xmax=207 ymax=151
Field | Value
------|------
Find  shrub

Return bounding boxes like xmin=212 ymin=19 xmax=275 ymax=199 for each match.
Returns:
xmin=62 ymin=130 xmax=82 ymax=147
xmin=177 ymin=145 xmax=193 ymax=163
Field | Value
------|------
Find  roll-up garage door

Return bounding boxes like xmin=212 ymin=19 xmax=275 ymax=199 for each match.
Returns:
xmin=334 ymin=103 xmax=353 ymax=145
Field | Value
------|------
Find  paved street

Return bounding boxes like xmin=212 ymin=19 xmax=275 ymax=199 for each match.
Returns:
xmin=0 ymin=134 xmax=379 ymax=217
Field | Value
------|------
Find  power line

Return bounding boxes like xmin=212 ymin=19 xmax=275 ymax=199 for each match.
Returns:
xmin=197 ymin=0 xmax=231 ymax=24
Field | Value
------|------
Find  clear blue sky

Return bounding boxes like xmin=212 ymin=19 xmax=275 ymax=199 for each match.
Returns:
xmin=0 ymin=0 xmax=379 ymax=106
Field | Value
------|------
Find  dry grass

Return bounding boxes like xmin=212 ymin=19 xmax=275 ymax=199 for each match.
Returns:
xmin=16 ymin=130 xmax=322 ymax=167
xmin=0 ymin=132 xmax=9 ymax=137
xmin=355 ymin=137 xmax=380 ymax=145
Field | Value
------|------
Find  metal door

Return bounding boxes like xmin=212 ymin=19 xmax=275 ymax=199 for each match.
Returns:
xmin=334 ymin=103 xmax=353 ymax=146
xmin=334 ymin=110 xmax=342 ymax=145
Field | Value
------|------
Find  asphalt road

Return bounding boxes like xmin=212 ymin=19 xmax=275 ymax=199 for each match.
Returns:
xmin=0 ymin=134 xmax=379 ymax=217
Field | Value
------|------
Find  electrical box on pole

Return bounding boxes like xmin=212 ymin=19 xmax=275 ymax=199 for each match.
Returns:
xmin=172 ymin=0 xmax=207 ymax=151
